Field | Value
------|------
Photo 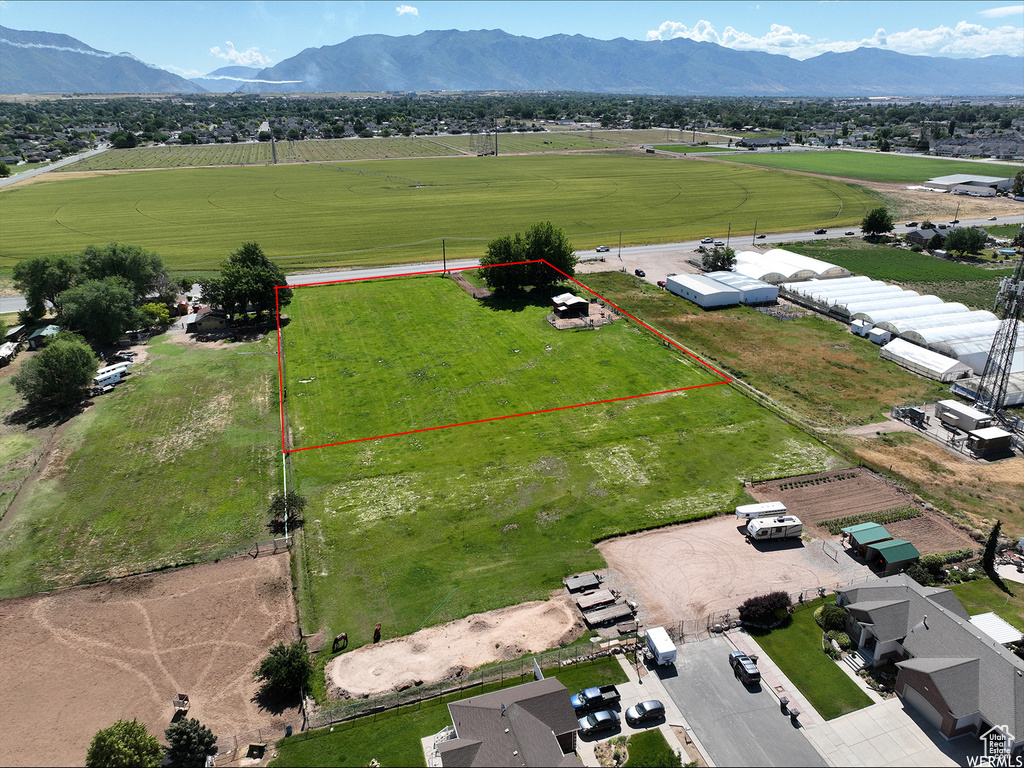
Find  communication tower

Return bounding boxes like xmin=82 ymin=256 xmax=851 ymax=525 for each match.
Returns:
xmin=973 ymin=256 xmax=1024 ymax=422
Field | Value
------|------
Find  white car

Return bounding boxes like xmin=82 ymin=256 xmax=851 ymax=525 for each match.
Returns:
xmin=700 ymin=237 xmax=714 ymax=244
xmin=596 ymin=245 xmax=610 ymax=252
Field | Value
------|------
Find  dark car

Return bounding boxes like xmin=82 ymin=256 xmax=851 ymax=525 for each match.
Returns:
xmin=596 ymin=245 xmax=610 ymax=252
xmin=656 ymin=280 xmax=667 ymax=288
xmin=845 ymin=230 xmax=856 ymax=235
xmin=728 ymin=650 xmax=761 ymax=684
xmin=756 ymin=233 xmax=767 ymax=239
xmin=635 ymin=268 xmax=646 ymax=277
xmin=813 ymin=228 xmax=827 ymax=234
xmin=578 ymin=709 xmax=620 ymax=735
xmin=625 ymin=700 xmax=665 ymax=726
xmin=905 ymin=221 xmax=918 ymax=228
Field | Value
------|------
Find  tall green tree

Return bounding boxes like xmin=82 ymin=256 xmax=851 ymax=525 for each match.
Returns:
xmin=861 ymin=207 xmax=894 ymax=236
xmin=982 ymin=520 xmax=1002 ymax=576
xmin=86 ymin=719 xmax=162 ymax=768
xmin=702 ymin=245 xmax=737 ymax=272
xmin=0 ymin=161 xmax=11 ymax=178
xmin=1012 ymin=170 xmax=1024 ymax=197
xmin=12 ymin=253 xmax=83 ymax=319
xmin=11 ymin=332 xmax=99 ymax=407
xmin=165 ymin=718 xmax=218 ymax=768
xmin=479 ymin=222 xmax=576 ymax=291
xmin=254 ymin=639 xmax=312 ymax=703
xmin=59 ymin=277 xmax=144 ymax=345
xmin=944 ymin=227 xmax=988 ymax=256
xmin=80 ymin=243 xmax=169 ymax=302
xmin=215 ymin=242 xmax=292 ymax=319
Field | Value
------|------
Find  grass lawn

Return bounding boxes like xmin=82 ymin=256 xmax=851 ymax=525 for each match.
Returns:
xmin=271 ymin=656 xmax=626 ymax=767
xmin=289 ymin=276 xmax=845 ymax=640
xmin=282 ymin=275 xmax=717 ymax=447
xmin=750 ymin=600 xmax=873 ymax=720
xmin=707 ymin=150 xmax=1020 ymax=184
xmin=0 ymin=153 xmax=876 ymax=272
xmin=949 ymin=578 xmax=1024 ymax=632
xmin=582 ymin=272 xmax=949 ymax=427
xmin=623 ymin=729 xmax=682 ymax=767
xmin=0 ymin=333 xmax=281 ymax=597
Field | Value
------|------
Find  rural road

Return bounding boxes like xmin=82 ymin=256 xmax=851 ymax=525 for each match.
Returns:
xmin=0 ymin=144 xmax=111 ymax=190
xmin=1 ymin=217 xmax=1021 ymax=315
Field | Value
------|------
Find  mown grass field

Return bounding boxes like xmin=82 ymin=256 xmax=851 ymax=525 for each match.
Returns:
xmin=271 ymin=655 xmax=627 ymax=767
xmin=707 ymin=149 xmax=1022 ymax=184
xmin=283 ymin=274 xmax=717 ymax=447
xmin=0 ymin=153 xmax=877 ymax=272
xmin=287 ymin=277 xmax=845 ymax=642
xmin=582 ymin=272 xmax=950 ymax=428
xmin=653 ymin=144 xmax=741 ymax=153
xmin=0 ymin=334 xmax=281 ymax=598
xmin=949 ymin=578 xmax=1024 ymax=632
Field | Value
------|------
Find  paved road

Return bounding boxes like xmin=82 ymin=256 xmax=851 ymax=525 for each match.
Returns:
xmin=0 ymin=145 xmax=111 ymax=190
xmin=657 ymin=635 xmax=826 ymax=767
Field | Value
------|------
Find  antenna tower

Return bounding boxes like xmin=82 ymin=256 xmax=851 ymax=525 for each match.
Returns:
xmin=973 ymin=256 xmax=1024 ymax=421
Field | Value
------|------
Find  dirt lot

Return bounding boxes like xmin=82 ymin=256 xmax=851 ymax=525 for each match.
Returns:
xmin=598 ymin=515 xmax=872 ymax=626
xmin=327 ymin=595 xmax=583 ymax=699
xmin=746 ymin=468 xmax=978 ymax=555
xmin=0 ymin=553 xmax=297 ymax=767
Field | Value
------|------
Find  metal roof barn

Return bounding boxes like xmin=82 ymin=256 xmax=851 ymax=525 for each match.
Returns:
xmin=704 ymin=271 xmax=778 ymax=304
xmin=879 ymin=338 xmax=973 ymax=382
xmin=665 ymin=274 xmax=742 ymax=308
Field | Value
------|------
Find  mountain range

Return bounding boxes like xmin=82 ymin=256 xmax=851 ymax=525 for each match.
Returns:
xmin=3 ymin=26 xmax=1022 ymax=97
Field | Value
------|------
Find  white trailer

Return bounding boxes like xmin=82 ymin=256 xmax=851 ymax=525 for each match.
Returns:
xmin=746 ymin=515 xmax=803 ymax=541
xmin=96 ymin=361 xmax=131 ymax=378
xmin=645 ymin=626 xmax=677 ymax=665
xmin=735 ymin=501 xmax=787 ymax=520
xmin=93 ymin=370 xmax=123 ymax=388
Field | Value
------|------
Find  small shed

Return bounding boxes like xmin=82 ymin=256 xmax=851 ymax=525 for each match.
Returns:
xmin=966 ymin=426 xmax=1013 ymax=456
xmin=551 ymin=292 xmax=589 ymax=319
xmin=665 ymin=274 xmax=741 ymax=309
xmin=851 ymin=319 xmax=872 ymax=337
xmin=842 ymin=522 xmax=892 ymax=556
xmin=879 ymin=339 xmax=973 ymax=383
xmin=27 ymin=325 xmax=61 ymax=350
xmin=866 ymin=538 xmax=920 ymax=575
xmin=185 ymin=309 xmax=229 ymax=334
xmin=935 ymin=399 xmax=993 ymax=432
xmin=868 ymin=328 xmax=892 ymax=345
xmin=4 ymin=325 xmax=26 ymax=343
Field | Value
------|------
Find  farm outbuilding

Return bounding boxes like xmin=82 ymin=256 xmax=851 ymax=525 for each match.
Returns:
xmin=932 ymin=328 xmax=1024 ymax=376
xmin=923 ymin=173 xmax=1014 ymax=193
xmin=185 ymin=309 xmax=229 ymax=334
xmin=966 ymin=426 xmax=1014 ymax=456
xmin=4 ymin=325 xmax=26 ymax=343
xmin=551 ymin=292 xmax=589 ymax=319
xmin=862 ymin=301 xmax=971 ymax=330
xmin=842 ymin=522 xmax=892 ymax=556
xmin=847 ymin=295 xmax=944 ymax=324
xmin=934 ymin=399 xmax=994 ymax=432
xmin=866 ymin=538 xmax=920 ymax=575
xmin=901 ymin=320 xmax=1004 ymax=349
xmin=879 ymin=339 xmax=973 ymax=382
xmin=665 ymin=274 xmax=741 ymax=308
xmin=703 ymin=271 xmax=778 ymax=305
xmin=27 ymin=325 xmax=61 ymax=349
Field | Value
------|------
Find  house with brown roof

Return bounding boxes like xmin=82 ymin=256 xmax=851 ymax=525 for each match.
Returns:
xmin=836 ymin=575 xmax=1024 ymax=756
xmin=426 ymin=677 xmax=583 ymax=767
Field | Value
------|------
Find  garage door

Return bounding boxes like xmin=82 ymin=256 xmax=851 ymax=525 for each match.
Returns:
xmin=902 ymin=683 xmax=944 ymax=730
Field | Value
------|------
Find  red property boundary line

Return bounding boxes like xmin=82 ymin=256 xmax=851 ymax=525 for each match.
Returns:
xmin=274 ymin=260 xmax=731 ymax=455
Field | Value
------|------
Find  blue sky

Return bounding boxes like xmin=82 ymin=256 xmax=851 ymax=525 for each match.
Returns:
xmin=2 ymin=1 xmax=1022 ymax=78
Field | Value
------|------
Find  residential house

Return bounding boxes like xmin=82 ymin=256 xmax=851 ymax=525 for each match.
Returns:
xmin=904 ymin=230 xmax=934 ymax=248
xmin=427 ymin=677 xmax=583 ymax=767
xmin=734 ymin=137 xmax=790 ymax=149
xmin=184 ymin=308 xmax=229 ymax=334
xmin=836 ymin=575 xmax=1024 ymax=755
xmin=27 ymin=324 xmax=61 ymax=350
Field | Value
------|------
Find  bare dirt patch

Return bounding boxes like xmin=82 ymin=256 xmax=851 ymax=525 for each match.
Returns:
xmin=0 ymin=553 xmax=298 ymax=768
xmin=327 ymin=594 xmax=583 ymax=700
xmin=598 ymin=516 xmax=872 ymax=626
xmin=746 ymin=468 xmax=978 ymax=555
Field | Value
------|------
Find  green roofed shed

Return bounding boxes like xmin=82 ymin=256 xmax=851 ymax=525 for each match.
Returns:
xmin=867 ymin=538 xmax=921 ymax=575
xmin=842 ymin=522 xmax=892 ymax=556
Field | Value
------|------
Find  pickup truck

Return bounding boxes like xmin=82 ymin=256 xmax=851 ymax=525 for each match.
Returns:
xmin=570 ymin=684 xmax=621 ymax=712
xmin=728 ymin=650 xmax=761 ymax=684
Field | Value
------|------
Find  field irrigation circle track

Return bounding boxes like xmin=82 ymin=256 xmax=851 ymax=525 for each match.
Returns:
xmin=0 ymin=554 xmax=298 ymax=768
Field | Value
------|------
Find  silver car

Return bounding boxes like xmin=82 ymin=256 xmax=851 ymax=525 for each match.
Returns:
xmin=578 ymin=709 xmax=620 ymax=734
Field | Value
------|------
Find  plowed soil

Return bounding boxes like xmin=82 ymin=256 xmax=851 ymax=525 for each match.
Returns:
xmin=0 ymin=553 xmax=298 ymax=767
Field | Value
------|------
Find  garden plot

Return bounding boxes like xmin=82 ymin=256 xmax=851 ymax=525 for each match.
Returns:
xmin=0 ymin=554 xmax=297 ymax=768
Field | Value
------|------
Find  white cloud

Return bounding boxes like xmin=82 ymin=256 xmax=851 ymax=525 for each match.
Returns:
xmin=646 ymin=18 xmax=1024 ymax=59
xmin=209 ymin=41 xmax=272 ymax=67
xmin=396 ymin=5 xmax=418 ymax=16
xmin=978 ymin=5 xmax=1024 ymax=19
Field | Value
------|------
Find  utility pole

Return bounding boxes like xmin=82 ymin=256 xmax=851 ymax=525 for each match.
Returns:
xmin=727 ymin=222 xmax=732 ymax=249
xmin=752 ymin=219 xmax=758 ymax=245
xmin=618 ymin=230 xmax=622 ymax=261
xmin=442 ymin=238 xmax=447 ymax=273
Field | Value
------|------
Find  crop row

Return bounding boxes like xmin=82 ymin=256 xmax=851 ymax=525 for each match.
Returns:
xmin=777 ymin=471 xmax=857 ymax=490
xmin=818 ymin=504 xmax=923 ymax=535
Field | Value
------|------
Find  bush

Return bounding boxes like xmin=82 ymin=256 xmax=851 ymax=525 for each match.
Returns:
xmin=919 ymin=553 xmax=945 ymax=578
xmin=905 ymin=562 xmax=932 ymax=586
xmin=817 ymin=602 xmax=848 ymax=632
xmin=738 ymin=591 xmax=792 ymax=626
xmin=86 ymin=719 xmax=161 ymax=768
xmin=826 ymin=630 xmax=854 ymax=650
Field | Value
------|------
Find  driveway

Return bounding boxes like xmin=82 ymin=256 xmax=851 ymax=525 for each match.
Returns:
xmin=658 ymin=635 xmax=826 ymax=767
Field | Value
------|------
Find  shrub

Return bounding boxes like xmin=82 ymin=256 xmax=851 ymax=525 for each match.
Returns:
xmin=818 ymin=602 xmax=848 ymax=632
xmin=905 ymin=562 xmax=932 ymax=586
xmin=920 ymin=554 xmax=945 ymax=578
xmin=826 ymin=630 xmax=854 ymax=650
xmin=738 ymin=591 xmax=792 ymax=626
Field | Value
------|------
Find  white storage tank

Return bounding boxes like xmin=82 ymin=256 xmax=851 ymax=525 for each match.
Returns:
xmin=665 ymin=274 xmax=741 ymax=308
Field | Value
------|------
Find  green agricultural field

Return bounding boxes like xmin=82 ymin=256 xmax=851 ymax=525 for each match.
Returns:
xmin=286 ymin=275 xmax=845 ymax=642
xmin=283 ymin=275 xmax=716 ymax=447
xmin=0 ymin=153 xmax=877 ymax=273
xmin=708 ymin=149 xmax=1022 ymax=184
xmin=0 ymin=334 xmax=281 ymax=598
xmin=582 ymin=272 xmax=950 ymax=428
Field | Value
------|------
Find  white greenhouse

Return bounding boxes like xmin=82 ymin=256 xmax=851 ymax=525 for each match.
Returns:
xmin=704 ymin=271 xmax=779 ymax=304
xmin=879 ymin=338 xmax=973 ymax=382
xmin=665 ymin=274 xmax=742 ymax=308
xmin=952 ymin=372 xmax=1024 ymax=407
xmin=861 ymin=301 xmax=971 ymax=329
xmin=733 ymin=249 xmax=849 ymax=284
xmin=902 ymin=320 xmax=1004 ymax=348
xmin=879 ymin=310 xmax=997 ymax=336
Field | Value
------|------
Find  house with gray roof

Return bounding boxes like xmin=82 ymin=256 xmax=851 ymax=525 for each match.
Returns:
xmin=427 ymin=677 xmax=583 ymax=767
xmin=836 ymin=575 xmax=1024 ymax=755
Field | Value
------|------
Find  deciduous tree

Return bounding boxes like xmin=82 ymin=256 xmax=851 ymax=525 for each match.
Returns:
xmin=944 ymin=227 xmax=988 ymax=256
xmin=59 ymin=277 xmax=144 ymax=345
xmin=479 ymin=222 xmax=576 ymax=291
xmin=702 ymin=245 xmax=736 ymax=272
xmin=982 ymin=520 xmax=1002 ymax=576
xmin=12 ymin=253 xmax=83 ymax=319
xmin=213 ymin=242 xmax=292 ymax=320
xmin=1013 ymin=170 xmax=1024 ymax=197
xmin=165 ymin=717 xmax=218 ymax=768
xmin=11 ymin=332 xmax=98 ymax=407
xmin=86 ymin=719 xmax=161 ymax=768
xmin=254 ymin=640 xmax=312 ymax=703
xmin=80 ymin=243 xmax=169 ymax=303
xmin=861 ymin=207 xmax=894 ymax=236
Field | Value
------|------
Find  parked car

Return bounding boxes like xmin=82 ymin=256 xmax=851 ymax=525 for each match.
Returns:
xmin=845 ymin=230 xmax=856 ymax=235
xmin=756 ymin=233 xmax=767 ymax=239
xmin=813 ymin=228 xmax=827 ymax=234
xmin=728 ymin=650 xmax=761 ymax=684
xmin=624 ymin=700 xmax=665 ymax=726
xmin=713 ymin=240 xmax=725 ymax=246
xmin=596 ymin=245 xmax=610 ymax=252
xmin=634 ymin=268 xmax=646 ymax=277
xmin=656 ymin=280 xmax=667 ymax=288
xmin=578 ymin=709 xmax=620 ymax=735
xmin=571 ymin=685 xmax=621 ymax=712
xmin=700 ymin=237 xmax=715 ymax=244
